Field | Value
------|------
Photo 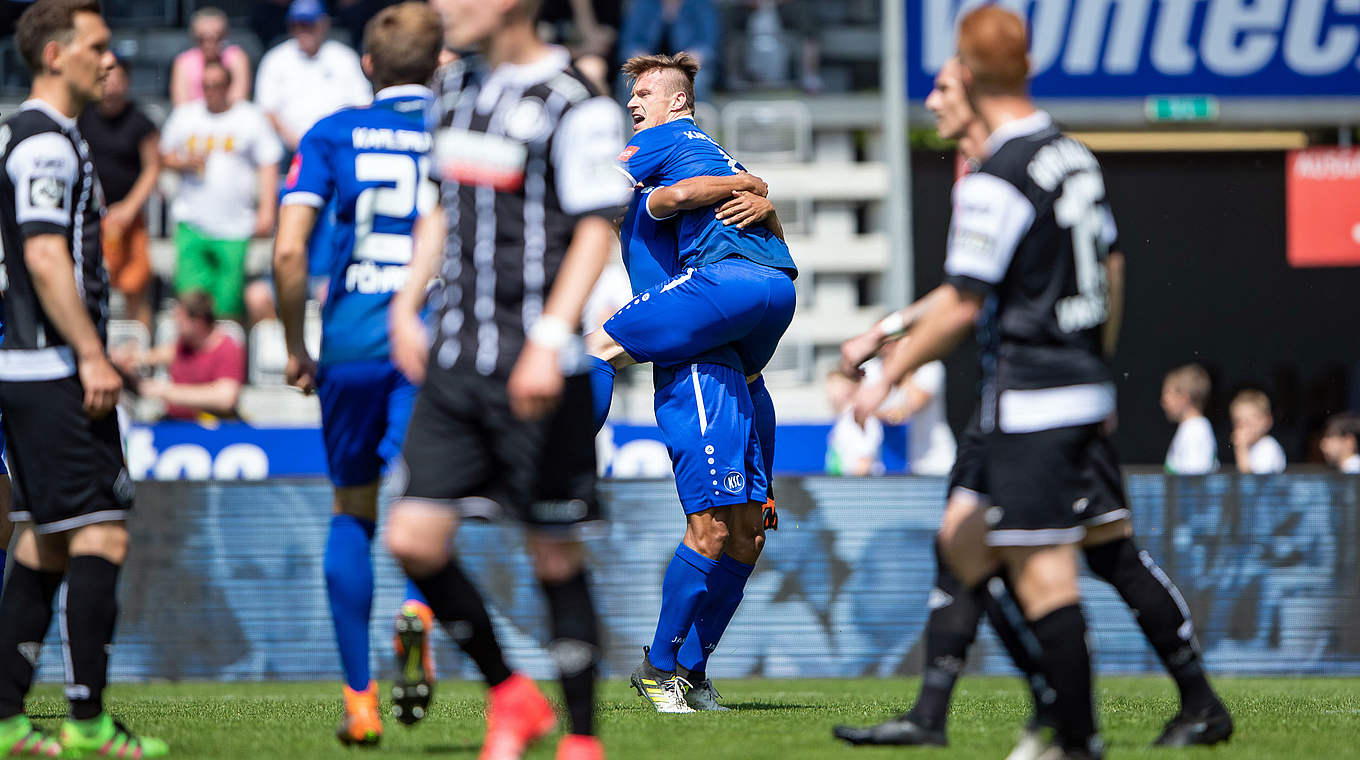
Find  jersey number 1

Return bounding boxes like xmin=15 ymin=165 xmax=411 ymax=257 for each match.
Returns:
xmin=1053 ymin=171 xmax=1108 ymax=334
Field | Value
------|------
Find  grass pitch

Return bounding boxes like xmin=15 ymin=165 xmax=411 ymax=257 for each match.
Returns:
xmin=24 ymin=677 xmax=1360 ymax=759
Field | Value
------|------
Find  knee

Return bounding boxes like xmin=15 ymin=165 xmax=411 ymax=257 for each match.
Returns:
xmin=687 ymin=517 xmax=729 ymax=560
xmin=725 ymin=514 xmax=764 ymax=563
xmin=385 ymin=517 xmax=448 ymax=577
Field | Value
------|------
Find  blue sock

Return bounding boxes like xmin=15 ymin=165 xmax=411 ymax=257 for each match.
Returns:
xmin=748 ymin=376 xmax=777 ymax=486
xmin=678 ymin=553 xmax=755 ymax=675
xmin=588 ymin=356 xmax=616 ymax=432
xmin=324 ymin=514 xmax=376 ymax=692
xmin=0 ymin=548 xmax=6 ymax=588
xmin=648 ymin=543 xmax=716 ymax=672
xmin=403 ymin=579 xmax=427 ymax=606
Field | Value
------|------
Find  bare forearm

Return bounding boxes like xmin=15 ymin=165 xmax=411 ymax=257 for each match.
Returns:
xmin=159 ymin=380 xmax=240 ymax=415
xmin=542 ymin=216 xmax=613 ymax=326
xmin=881 ymin=287 xmax=978 ymax=387
xmin=392 ymin=208 xmax=445 ymax=321
xmin=273 ymin=205 xmax=317 ymax=354
xmin=25 ymin=237 xmax=105 ymax=360
xmin=1103 ymin=251 xmax=1124 ymax=358
xmin=650 ymin=174 xmax=766 ymax=216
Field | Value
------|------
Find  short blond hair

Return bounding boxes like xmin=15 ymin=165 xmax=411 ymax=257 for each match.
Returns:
xmin=1231 ymin=389 xmax=1271 ymax=417
xmin=1164 ymin=363 xmax=1211 ymax=410
xmin=622 ymin=52 xmax=700 ymax=114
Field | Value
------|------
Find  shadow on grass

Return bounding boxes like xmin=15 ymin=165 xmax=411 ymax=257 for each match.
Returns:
xmin=723 ymin=702 xmax=817 ymax=711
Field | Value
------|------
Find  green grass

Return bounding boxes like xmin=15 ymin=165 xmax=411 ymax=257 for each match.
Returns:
xmin=22 ymin=676 xmax=1360 ymax=759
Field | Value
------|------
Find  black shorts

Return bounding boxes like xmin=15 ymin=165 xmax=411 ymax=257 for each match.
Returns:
xmin=947 ymin=411 xmax=987 ymax=501
xmin=397 ymin=369 xmax=599 ymax=529
xmin=984 ymin=422 xmax=1119 ymax=547
xmin=0 ymin=376 xmax=133 ymax=533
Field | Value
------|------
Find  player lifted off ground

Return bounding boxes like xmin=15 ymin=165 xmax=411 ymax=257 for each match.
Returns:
xmin=583 ymin=52 xmax=795 ymax=713
xmin=0 ymin=0 xmax=167 ymax=756
xmin=833 ymin=55 xmax=1231 ymax=754
xmin=272 ymin=2 xmax=442 ymax=746
xmin=384 ymin=0 xmax=630 ymax=758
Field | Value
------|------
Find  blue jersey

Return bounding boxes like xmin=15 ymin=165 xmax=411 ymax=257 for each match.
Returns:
xmin=281 ymin=85 xmax=436 ymax=365
xmin=618 ymin=117 xmax=797 ymax=277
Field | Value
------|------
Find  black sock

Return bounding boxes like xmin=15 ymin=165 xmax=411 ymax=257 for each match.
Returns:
xmin=1031 ymin=604 xmax=1097 ymax=753
xmin=906 ymin=543 xmax=982 ymax=732
xmin=540 ymin=571 xmax=599 ymax=736
xmin=63 ymin=556 xmax=121 ymax=720
xmin=1085 ymin=538 xmax=1216 ymax=713
xmin=409 ymin=559 xmax=512 ymax=688
xmin=980 ymin=575 xmax=1057 ymax=729
xmin=0 ymin=564 xmax=63 ymax=719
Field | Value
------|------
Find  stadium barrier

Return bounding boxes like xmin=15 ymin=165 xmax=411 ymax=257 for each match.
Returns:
xmin=32 ymin=473 xmax=1360 ymax=684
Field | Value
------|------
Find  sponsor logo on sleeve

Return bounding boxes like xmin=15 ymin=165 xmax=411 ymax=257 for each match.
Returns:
xmin=617 ymin=145 xmax=639 ymax=162
xmin=28 ymin=176 xmax=66 ymax=210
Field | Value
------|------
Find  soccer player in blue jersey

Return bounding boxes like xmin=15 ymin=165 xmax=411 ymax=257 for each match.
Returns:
xmin=586 ymin=52 xmax=795 ymax=713
xmin=271 ymin=3 xmax=442 ymax=746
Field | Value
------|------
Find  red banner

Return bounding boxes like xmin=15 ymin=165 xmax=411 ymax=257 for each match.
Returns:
xmin=1286 ymin=147 xmax=1360 ymax=267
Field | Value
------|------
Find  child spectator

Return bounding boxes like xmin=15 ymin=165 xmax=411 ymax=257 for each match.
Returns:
xmin=1161 ymin=363 xmax=1217 ymax=474
xmin=1230 ymin=389 xmax=1287 ymax=474
xmin=826 ymin=370 xmax=883 ymax=476
xmin=1320 ymin=412 xmax=1360 ymax=473
xmin=171 ymin=7 xmax=253 ymax=105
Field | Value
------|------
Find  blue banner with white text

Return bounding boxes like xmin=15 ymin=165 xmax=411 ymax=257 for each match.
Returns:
xmin=909 ymin=0 xmax=1360 ymax=99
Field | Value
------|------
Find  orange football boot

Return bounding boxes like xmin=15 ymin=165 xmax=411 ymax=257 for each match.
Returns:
xmin=478 ymin=673 xmax=557 ymax=760
xmin=336 ymin=680 xmax=383 ymax=746
xmin=556 ymin=734 xmax=605 ymax=760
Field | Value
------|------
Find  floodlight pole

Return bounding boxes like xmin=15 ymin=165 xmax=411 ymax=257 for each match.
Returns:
xmin=883 ymin=0 xmax=915 ymax=308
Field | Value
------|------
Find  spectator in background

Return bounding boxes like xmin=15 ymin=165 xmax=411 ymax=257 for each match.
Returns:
xmin=1320 ymin=413 xmax=1360 ymax=473
xmin=826 ymin=370 xmax=883 ymax=476
xmin=540 ymin=0 xmax=622 ymax=91
xmin=1231 ymin=389 xmax=1287 ymax=474
xmin=161 ymin=61 xmax=282 ymax=321
xmin=725 ymin=0 xmax=823 ymax=92
xmin=1162 ymin=363 xmax=1218 ymax=474
xmin=114 ymin=292 xmax=245 ymax=422
xmin=79 ymin=56 xmax=160 ymax=329
xmin=171 ymin=7 xmax=252 ymax=105
xmin=618 ymin=0 xmax=719 ymax=102
xmin=255 ymin=0 xmax=371 ymax=152
xmin=877 ymin=359 xmax=956 ymax=476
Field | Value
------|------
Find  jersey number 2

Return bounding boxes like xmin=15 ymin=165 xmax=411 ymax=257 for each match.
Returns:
xmin=1053 ymin=171 xmax=1108 ymax=333
xmin=353 ymin=153 xmax=435 ymax=265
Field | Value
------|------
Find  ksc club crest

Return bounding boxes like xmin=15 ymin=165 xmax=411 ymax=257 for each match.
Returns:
xmin=723 ymin=471 xmax=745 ymax=494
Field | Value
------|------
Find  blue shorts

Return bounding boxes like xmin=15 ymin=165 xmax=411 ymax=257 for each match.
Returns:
xmin=316 ymin=358 xmax=417 ymax=488
xmin=0 ymin=417 xmax=7 ymax=477
xmin=605 ymin=257 xmax=796 ymax=377
xmin=654 ymin=362 xmax=768 ymax=514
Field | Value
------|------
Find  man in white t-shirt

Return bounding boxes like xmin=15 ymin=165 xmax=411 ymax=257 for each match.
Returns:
xmin=254 ymin=0 xmax=371 ymax=151
xmin=160 ymin=61 xmax=282 ymax=319
xmin=1161 ymin=363 xmax=1218 ymax=475
xmin=826 ymin=371 xmax=884 ymax=476
xmin=1230 ymin=389 xmax=1286 ymax=474
xmin=879 ymin=360 xmax=956 ymax=476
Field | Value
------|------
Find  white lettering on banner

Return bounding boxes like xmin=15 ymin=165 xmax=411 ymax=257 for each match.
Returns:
xmin=125 ymin=427 xmax=270 ymax=481
xmin=921 ymin=0 xmax=1360 ymax=81
xmin=1292 ymin=148 xmax=1360 ymax=179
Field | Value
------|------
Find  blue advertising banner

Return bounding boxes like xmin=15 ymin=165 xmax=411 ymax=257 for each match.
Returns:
xmin=37 ymin=474 xmax=1360 ymax=685
xmin=126 ymin=422 xmax=912 ymax=480
xmin=909 ymin=0 xmax=1360 ymax=99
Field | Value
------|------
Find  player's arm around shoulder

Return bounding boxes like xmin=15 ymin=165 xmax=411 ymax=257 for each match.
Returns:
xmin=646 ymin=171 xmax=768 ymax=219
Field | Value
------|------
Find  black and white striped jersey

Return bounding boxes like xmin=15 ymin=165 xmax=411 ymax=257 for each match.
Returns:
xmin=944 ymin=111 xmax=1118 ymax=434
xmin=0 ymin=100 xmax=108 ymax=381
xmin=426 ymin=47 xmax=630 ymax=379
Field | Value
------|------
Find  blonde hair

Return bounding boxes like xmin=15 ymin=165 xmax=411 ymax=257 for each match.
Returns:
xmin=621 ymin=52 xmax=700 ymax=114
xmin=363 ymin=2 xmax=442 ymax=90
xmin=1164 ymin=363 xmax=1211 ymax=410
xmin=1231 ymin=389 xmax=1271 ymax=417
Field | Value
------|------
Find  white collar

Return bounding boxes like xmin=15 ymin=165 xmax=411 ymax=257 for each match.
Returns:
xmin=487 ymin=45 xmax=570 ymax=87
xmin=984 ymin=110 xmax=1052 ymax=154
xmin=22 ymin=98 xmax=77 ymax=130
xmin=375 ymin=84 xmax=432 ymax=101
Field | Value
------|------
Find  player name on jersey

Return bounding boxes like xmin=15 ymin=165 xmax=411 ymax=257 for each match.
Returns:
xmin=350 ymin=126 xmax=431 ymax=153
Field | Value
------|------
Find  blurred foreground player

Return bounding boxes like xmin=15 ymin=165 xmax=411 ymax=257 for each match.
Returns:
xmin=835 ymin=55 xmax=1230 ymax=754
xmin=0 ymin=1 xmax=166 ymax=756
xmin=273 ymin=3 xmax=442 ymax=746
xmin=384 ymin=0 xmax=630 ymax=758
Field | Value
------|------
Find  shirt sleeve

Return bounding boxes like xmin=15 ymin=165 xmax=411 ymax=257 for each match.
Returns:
xmin=280 ymin=126 xmax=332 ymax=208
xmin=943 ymin=171 xmax=1035 ymax=293
xmin=249 ymin=109 xmax=285 ymax=168
xmin=552 ymin=95 xmax=632 ymax=218
xmin=5 ymin=132 xmax=79 ymax=237
xmin=910 ymin=360 xmax=946 ymax=396
xmin=617 ymin=126 xmax=674 ymax=187
xmin=132 ymin=107 xmax=158 ymax=143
